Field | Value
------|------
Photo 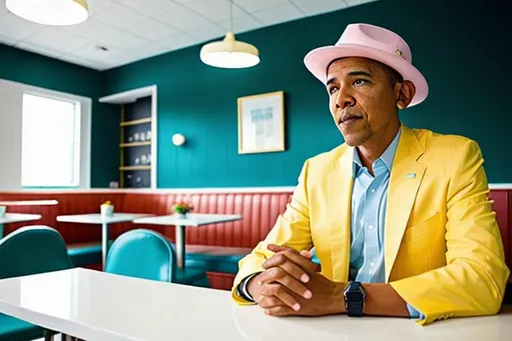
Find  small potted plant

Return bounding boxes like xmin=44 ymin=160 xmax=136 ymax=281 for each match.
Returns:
xmin=172 ymin=201 xmax=193 ymax=219
xmin=100 ymin=200 xmax=114 ymax=217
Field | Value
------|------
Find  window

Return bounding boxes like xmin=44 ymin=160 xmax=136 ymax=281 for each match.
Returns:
xmin=21 ymin=93 xmax=81 ymax=187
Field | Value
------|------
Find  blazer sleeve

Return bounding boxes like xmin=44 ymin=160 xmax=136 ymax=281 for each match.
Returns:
xmin=390 ymin=139 xmax=510 ymax=325
xmin=232 ymin=160 xmax=314 ymax=304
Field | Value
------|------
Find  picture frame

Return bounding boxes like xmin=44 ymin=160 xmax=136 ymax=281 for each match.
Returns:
xmin=237 ymin=91 xmax=285 ymax=154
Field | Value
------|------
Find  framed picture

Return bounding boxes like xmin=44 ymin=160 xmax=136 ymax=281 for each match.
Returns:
xmin=237 ymin=91 xmax=285 ymax=154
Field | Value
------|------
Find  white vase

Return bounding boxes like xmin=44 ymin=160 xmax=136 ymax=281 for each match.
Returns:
xmin=175 ymin=213 xmax=187 ymax=219
xmin=101 ymin=204 xmax=114 ymax=217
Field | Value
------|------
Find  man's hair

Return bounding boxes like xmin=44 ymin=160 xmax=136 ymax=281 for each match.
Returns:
xmin=327 ymin=57 xmax=404 ymax=86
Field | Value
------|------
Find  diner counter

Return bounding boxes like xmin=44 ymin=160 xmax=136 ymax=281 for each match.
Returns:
xmin=0 ymin=268 xmax=509 ymax=341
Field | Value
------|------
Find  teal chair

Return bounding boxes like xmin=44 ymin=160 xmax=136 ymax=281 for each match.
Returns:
xmin=105 ymin=229 xmax=209 ymax=287
xmin=0 ymin=225 xmax=74 ymax=341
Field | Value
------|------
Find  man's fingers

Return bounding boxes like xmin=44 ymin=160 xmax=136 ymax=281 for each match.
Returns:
xmin=299 ymin=250 xmax=312 ymax=258
xmin=267 ymin=244 xmax=289 ymax=253
xmin=259 ymin=283 xmax=301 ymax=311
xmin=257 ymin=268 xmax=312 ymax=299
xmin=264 ymin=247 xmax=318 ymax=274
xmin=264 ymin=305 xmax=296 ymax=317
xmin=262 ymin=253 xmax=310 ymax=283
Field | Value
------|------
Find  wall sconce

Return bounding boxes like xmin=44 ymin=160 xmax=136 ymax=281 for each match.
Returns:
xmin=172 ymin=133 xmax=186 ymax=146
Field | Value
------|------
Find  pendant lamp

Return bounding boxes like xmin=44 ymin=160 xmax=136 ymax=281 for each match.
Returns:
xmin=6 ymin=0 xmax=89 ymax=26
xmin=200 ymin=0 xmax=259 ymax=69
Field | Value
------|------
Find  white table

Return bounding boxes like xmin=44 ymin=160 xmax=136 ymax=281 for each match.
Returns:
xmin=56 ymin=213 xmax=152 ymax=270
xmin=0 ymin=268 xmax=509 ymax=341
xmin=133 ymin=213 xmax=242 ymax=268
xmin=0 ymin=213 xmax=41 ymax=238
xmin=0 ymin=200 xmax=58 ymax=206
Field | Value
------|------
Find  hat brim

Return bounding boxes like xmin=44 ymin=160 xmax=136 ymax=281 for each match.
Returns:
xmin=304 ymin=44 xmax=428 ymax=107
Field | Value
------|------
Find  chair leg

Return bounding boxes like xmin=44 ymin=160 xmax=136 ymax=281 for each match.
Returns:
xmin=43 ymin=329 xmax=55 ymax=341
xmin=44 ymin=330 xmax=78 ymax=341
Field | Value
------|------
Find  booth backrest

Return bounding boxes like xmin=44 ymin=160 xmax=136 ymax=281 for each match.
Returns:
xmin=0 ymin=189 xmax=511 ymax=269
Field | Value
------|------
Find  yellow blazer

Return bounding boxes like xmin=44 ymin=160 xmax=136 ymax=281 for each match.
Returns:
xmin=232 ymin=124 xmax=510 ymax=325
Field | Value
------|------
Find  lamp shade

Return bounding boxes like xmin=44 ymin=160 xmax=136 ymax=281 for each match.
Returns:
xmin=6 ymin=0 xmax=89 ymax=26
xmin=200 ymin=32 xmax=260 ymax=69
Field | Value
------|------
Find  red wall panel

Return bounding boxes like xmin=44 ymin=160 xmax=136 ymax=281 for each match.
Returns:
xmin=489 ymin=190 xmax=510 ymax=267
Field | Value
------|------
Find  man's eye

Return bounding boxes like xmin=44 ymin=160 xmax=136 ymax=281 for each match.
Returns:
xmin=329 ymin=86 xmax=339 ymax=95
xmin=353 ymin=79 xmax=367 ymax=86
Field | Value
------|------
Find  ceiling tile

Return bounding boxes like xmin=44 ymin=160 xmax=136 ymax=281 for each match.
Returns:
xmin=156 ymin=6 xmax=211 ymax=30
xmin=127 ymin=41 xmax=170 ymax=60
xmin=186 ymin=0 xmax=247 ymax=22
xmin=71 ymin=43 xmax=122 ymax=62
xmin=292 ymin=0 xmax=347 ymax=15
xmin=60 ymin=18 xmax=121 ymax=41
xmin=121 ymin=0 xmax=181 ymax=17
xmin=187 ymin=23 xmax=225 ymax=43
xmin=22 ymin=27 xmax=91 ymax=55
xmin=0 ymin=34 xmax=16 ymax=46
xmin=59 ymin=54 xmax=105 ymax=70
xmin=217 ymin=14 xmax=262 ymax=34
xmin=126 ymin=19 xmax=179 ymax=41
xmin=0 ymin=13 xmax=44 ymax=40
xmin=233 ymin=0 xmax=289 ymax=13
xmin=252 ymin=3 xmax=305 ymax=26
xmin=15 ymin=41 xmax=64 ymax=58
xmin=172 ymin=0 xmax=195 ymax=4
xmin=93 ymin=3 xmax=149 ymax=30
xmin=157 ymin=32 xmax=198 ymax=50
xmin=344 ymin=0 xmax=376 ymax=6
xmin=87 ymin=0 xmax=117 ymax=15
xmin=102 ymin=51 xmax=142 ymax=68
xmin=97 ymin=30 xmax=149 ymax=50
xmin=0 ymin=2 xmax=9 ymax=16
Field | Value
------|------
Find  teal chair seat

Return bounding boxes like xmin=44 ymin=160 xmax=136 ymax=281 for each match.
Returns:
xmin=67 ymin=241 xmax=113 ymax=267
xmin=174 ymin=267 xmax=210 ymax=287
xmin=105 ymin=229 xmax=209 ymax=287
xmin=185 ymin=245 xmax=251 ymax=274
xmin=0 ymin=314 xmax=42 ymax=341
xmin=0 ymin=225 xmax=74 ymax=341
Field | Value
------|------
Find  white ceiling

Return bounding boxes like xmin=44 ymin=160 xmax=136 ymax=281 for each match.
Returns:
xmin=0 ymin=0 xmax=377 ymax=71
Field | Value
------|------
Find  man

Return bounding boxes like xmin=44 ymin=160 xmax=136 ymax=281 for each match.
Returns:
xmin=231 ymin=23 xmax=510 ymax=325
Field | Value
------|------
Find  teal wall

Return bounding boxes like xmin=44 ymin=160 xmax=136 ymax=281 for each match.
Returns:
xmin=101 ymin=0 xmax=511 ymax=187
xmin=0 ymin=44 xmax=119 ymax=187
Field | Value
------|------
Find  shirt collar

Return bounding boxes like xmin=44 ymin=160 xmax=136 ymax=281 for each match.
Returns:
xmin=352 ymin=126 xmax=402 ymax=176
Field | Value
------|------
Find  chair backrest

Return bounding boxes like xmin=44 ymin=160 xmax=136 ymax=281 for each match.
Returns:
xmin=0 ymin=225 xmax=74 ymax=279
xmin=105 ymin=229 xmax=176 ymax=282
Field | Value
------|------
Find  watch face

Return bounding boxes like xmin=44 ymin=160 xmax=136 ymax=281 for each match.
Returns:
xmin=345 ymin=291 xmax=363 ymax=302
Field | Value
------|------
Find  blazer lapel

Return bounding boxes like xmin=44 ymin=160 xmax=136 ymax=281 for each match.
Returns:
xmin=384 ymin=125 xmax=426 ymax=281
xmin=327 ymin=145 xmax=354 ymax=283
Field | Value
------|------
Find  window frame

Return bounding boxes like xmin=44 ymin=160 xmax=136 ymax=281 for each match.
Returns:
xmin=20 ymin=90 xmax=85 ymax=188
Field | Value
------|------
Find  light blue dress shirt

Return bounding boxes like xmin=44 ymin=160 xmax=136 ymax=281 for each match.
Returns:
xmin=311 ymin=128 xmax=422 ymax=319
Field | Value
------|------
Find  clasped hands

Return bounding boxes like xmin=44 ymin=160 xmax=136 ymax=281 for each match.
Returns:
xmin=247 ymin=244 xmax=345 ymax=317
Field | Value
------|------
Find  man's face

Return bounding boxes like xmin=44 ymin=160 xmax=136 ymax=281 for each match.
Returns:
xmin=326 ymin=57 xmax=403 ymax=147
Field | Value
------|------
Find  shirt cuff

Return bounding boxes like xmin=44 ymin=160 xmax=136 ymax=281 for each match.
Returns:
xmin=406 ymin=303 xmax=425 ymax=320
xmin=236 ymin=273 xmax=260 ymax=302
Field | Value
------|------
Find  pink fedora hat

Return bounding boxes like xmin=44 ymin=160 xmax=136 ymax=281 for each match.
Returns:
xmin=304 ymin=23 xmax=428 ymax=107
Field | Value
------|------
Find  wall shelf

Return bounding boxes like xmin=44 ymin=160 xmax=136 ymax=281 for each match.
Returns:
xmin=120 ymin=141 xmax=151 ymax=148
xmin=120 ymin=117 xmax=152 ymax=127
xmin=120 ymin=166 xmax=151 ymax=171
xmin=100 ymin=85 xmax=157 ymax=189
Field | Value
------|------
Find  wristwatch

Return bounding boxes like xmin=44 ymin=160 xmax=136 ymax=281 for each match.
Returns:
xmin=343 ymin=281 xmax=365 ymax=317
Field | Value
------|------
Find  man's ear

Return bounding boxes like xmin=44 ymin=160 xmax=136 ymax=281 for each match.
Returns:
xmin=396 ymin=80 xmax=416 ymax=109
